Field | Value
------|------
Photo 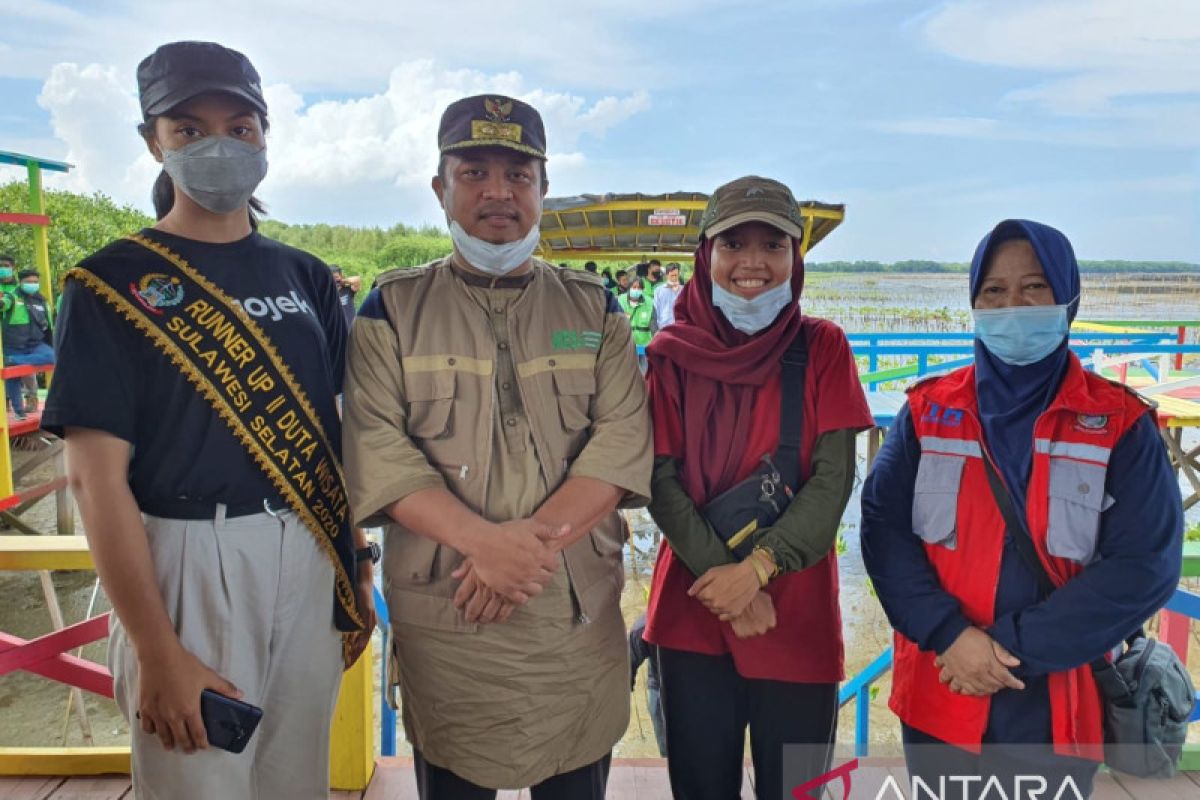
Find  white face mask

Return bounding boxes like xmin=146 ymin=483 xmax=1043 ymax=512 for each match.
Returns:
xmin=712 ymin=280 xmax=794 ymax=334
xmin=448 ymin=220 xmax=541 ymax=276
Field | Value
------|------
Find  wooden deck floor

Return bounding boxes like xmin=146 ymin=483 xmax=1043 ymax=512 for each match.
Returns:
xmin=5 ymin=759 xmax=1200 ymax=798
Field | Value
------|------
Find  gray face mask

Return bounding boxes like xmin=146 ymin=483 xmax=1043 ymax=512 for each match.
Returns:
xmin=161 ymin=136 xmax=268 ymax=214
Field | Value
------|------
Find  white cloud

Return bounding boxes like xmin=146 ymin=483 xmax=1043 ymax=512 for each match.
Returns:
xmin=873 ymin=1 xmax=1200 ymax=148
xmin=35 ymin=62 xmax=151 ymax=200
xmin=0 ymin=0 xmax=712 ymax=92
xmin=33 ymin=57 xmax=651 ymax=221
xmin=922 ymin=0 xmax=1200 ymax=115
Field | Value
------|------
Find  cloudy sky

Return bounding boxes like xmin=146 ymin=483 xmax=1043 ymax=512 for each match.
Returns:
xmin=1 ymin=0 xmax=1198 ymax=262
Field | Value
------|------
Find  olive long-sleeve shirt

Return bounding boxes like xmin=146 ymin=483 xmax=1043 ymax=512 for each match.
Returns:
xmin=648 ymin=428 xmax=858 ymax=577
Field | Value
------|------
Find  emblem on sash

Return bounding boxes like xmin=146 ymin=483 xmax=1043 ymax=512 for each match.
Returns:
xmin=130 ymin=273 xmax=184 ymax=315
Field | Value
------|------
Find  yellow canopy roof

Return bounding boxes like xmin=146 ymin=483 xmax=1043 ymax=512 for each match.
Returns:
xmin=538 ymin=192 xmax=844 ymax=262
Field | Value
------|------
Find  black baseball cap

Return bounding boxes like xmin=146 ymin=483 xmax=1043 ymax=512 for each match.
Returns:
xmin=438 ymin=95 xmax=546 ymax=160
xmin=18 ymin=269 xmax=39 ymax=280
xmin=137 ymin=41 xmax=267 ymax=118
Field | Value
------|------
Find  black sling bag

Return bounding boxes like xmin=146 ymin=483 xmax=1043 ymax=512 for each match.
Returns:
xmin=981 ymin=454 xmax=1193 ymax=778
xmin=699 ymin=328 xmax=807 ymax=560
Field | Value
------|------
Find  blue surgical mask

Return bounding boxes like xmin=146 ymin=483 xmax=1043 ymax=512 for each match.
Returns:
xmin=0 ymin=267 xmax=13 ymax=280
xmin=629 ymin=288 xmax=643 ymax=300
xmin=19 ymin=282 xmax=39 ymax=296
xmin=712 ymin=281 xmax=794 ymax=334
xmin=972 ymin=303 xmax=1070 ymax=366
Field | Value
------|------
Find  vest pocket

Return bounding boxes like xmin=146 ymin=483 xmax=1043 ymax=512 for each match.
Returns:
xmin=912 ymin=453 xmax=965 ymax=550
xmin=1046 ymin=457 xmax=1106 ymax=563
xmin=405 ymin=370 xmax=456 ymax=439
xmin=552 ymin=369 xmax=595 ymax=432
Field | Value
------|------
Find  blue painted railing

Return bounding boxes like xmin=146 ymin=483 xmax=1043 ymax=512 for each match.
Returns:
xmin=840 ymin=587 xmax=1200 ymax=756
xmin=373 ymin=585 xmax=398 ymax=757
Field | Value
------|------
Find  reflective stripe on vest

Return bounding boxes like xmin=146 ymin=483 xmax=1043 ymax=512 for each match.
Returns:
xmin=890 ymin=357 xmax=1146 ymax=759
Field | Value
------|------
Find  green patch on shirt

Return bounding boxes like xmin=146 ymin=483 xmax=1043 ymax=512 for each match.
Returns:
xmin=551 ymin=329 xmax=603 ymax=351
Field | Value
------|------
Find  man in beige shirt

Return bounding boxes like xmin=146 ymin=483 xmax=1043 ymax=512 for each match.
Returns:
xmin=342 ymin=95 xmax=653 ymax=799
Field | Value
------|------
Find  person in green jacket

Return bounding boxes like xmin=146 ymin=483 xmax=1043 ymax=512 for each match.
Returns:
xmin=619 ymin=277 xmax=654 ymax=348
xmin=0 ymin=254 xmax=17 ymax=298
xmin=2 ymin=269 xmax=54 ymax=418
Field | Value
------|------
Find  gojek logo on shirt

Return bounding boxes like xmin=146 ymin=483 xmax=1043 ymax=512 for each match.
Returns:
xmin=233 ymin=291 xmax=313 ymax=322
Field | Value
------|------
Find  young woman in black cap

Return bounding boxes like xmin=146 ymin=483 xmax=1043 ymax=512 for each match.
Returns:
xmin=44 ymin=41 xmax=373 ymax=799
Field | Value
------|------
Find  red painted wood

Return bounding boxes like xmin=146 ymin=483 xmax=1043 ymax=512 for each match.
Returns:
xmin=5 ymin=410 xmax=43 ymax=438
xmin=0 ymin=364 xmax=54 ymax=379
xmin=0 ymin=213 xmax=50 ymax=227
xmin=0 ymin=640 xmax=114 ymax=697
xmin=0 ymin=632 xmax=114 ymax=698
xmin=10 ymin=476 xmax=69 ymax=505
xmin=0 ymin=615 xmax=110 ymax=676
xmin=1159 ymin=609 xmax=1191 ymax=664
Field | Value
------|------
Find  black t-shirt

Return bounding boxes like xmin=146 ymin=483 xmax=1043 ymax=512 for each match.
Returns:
xmin=337 ymin=284 xmax=357 ymax=328
xmin=43 ymin=228 xmax=347 ymax=509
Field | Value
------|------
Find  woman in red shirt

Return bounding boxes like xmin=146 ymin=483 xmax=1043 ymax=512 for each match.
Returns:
xmin=644 ymin=176 xmax=872 ymax=799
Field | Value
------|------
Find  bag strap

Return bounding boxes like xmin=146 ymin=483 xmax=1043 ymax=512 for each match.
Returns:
xmin=981 ymin=455 xmax=1058 ymax=598
xmin=773 ymin=327 xmax=808 ymax=490
xmin=980 ymin=451 xmax=1127 ymax=679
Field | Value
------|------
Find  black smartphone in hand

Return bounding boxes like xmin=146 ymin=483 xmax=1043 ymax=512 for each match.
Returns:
xmin=200 ymin=689 xmax=263 ymax=754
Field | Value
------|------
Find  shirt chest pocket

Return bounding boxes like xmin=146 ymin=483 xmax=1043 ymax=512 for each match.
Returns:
xmin=552 ymin=369 xmax=595 ymax=433
xmin=1046 ymin=458 xmax=1108 ymax=564
xmin=912 ymin=453 xmax=966 ymax=550
xmin=405 ymin=371 xmax=456 ymax=439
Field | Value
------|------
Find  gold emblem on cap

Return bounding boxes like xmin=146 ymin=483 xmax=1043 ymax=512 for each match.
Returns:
xmin=471 ymin=120 xmax=523 ymax=143
xmin=485 ymin=97 xmax=514 ymax=122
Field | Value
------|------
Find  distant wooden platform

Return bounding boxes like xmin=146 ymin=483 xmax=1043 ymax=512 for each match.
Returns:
xmin=6 ymin=759 xmax=1200 ymax=799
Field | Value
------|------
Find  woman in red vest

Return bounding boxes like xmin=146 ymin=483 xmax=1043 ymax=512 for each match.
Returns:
xmin=643 ymin=176 xmax=872 ymax=800
xmin=861 ymin=219 xmax=1184 ymax=797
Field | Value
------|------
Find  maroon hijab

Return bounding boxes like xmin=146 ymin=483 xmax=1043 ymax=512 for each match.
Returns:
xmin=646 ymin=237 xmax=805 ymax=503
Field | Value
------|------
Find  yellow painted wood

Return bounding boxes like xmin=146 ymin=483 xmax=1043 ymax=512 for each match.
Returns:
xmin=0 ymin=400 xmax=11 ymax=501
xmin=0 ymin=535 xmax=94 ymax=571
xmin=1154 ymin=394 xmax=1200 ymax=426
xmin=26 ymin=162 xmax=55 ymax=318
xmin=0 ymin=746 xmax=130 ymax=776
xmin=329 ymin=640 xmax=375 ymax=791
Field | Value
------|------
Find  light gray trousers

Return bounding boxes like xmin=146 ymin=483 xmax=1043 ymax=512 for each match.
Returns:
xmin=108 ymin=508 xmax=344 ymax=800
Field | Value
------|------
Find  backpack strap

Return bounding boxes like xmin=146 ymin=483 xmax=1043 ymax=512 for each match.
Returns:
xmin=773 ymin=326 xmax=808 ymax=492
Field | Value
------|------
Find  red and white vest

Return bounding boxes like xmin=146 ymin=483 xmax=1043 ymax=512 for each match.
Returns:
xmin=891 ymin=354 xmax=1151 ymax=759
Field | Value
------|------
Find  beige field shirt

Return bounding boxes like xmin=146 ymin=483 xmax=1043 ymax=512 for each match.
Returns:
xmin=342 ymin=257 xmax=652 ymax=788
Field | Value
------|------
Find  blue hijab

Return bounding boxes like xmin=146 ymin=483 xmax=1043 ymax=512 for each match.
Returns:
xmin=970 ymin=219 xmax=1080 ymax=504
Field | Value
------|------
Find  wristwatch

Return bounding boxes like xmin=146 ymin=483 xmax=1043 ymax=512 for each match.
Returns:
xmin=355 ymin=542 xmax=381 ymax=569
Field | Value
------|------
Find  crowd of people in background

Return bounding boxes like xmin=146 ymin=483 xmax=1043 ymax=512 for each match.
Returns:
xmin=582 ymin=258 xmax=688 ymax=342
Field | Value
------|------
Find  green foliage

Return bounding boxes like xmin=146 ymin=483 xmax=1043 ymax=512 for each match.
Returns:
xmin=8 ymin=185 xmax=1197 ymax=289
xmin=0 ymin=182 xmax=153 ymax=280
xmin=258 ymin=220 xmax=452 ymax=287
xmin=1186 ymin=523 xmax=1200 ymax=543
